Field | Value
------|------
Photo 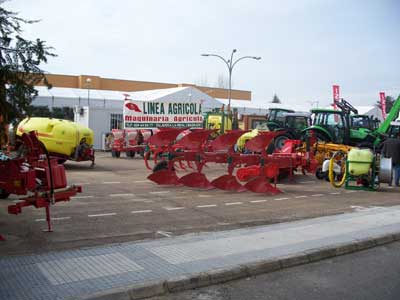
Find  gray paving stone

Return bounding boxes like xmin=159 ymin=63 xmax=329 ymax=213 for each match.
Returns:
xmin=2 ymin=206 xmax=400 ymax=300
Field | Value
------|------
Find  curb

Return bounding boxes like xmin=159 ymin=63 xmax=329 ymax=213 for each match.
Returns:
xmin=80 ymin=232 xmax=399 ymax=300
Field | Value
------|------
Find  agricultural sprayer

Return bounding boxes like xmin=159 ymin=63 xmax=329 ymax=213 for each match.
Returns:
xmin=143 ymin=128 xmax=319 ymax=194
xmin=0 ymin=131 xmax=81 ymax=240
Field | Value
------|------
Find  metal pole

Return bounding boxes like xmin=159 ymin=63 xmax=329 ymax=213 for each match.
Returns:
xmin=87 ymin=89 xmax=90 ymax=106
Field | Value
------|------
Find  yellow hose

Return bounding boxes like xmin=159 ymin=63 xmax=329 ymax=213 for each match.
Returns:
xmin=329 ymin=151 xmax=347 ymax=188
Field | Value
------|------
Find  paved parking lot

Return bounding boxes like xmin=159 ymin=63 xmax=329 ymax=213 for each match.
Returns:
xmin=1 ymin=152 xmax=400 ymax=256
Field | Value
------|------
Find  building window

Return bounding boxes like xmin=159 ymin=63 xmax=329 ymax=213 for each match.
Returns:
xmin=110 ymin=113 xmax=123 ymax=130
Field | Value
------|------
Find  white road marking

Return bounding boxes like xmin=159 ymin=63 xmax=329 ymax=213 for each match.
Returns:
xmin=88 ymin=213 xmax=116 ymax=217
xmin=294 ymin=195 xmax=308 ymax=199
xmin=198 ymin=195 xmax=212 ymax=198
xmin=156 ymin=230 xmax=172 ymax=237
xmin=298 ymin=180 xmax=315 ymax=184
xmin=250 ymin=199 xmax=268 ymax=203
xmin=109 ymin=193 xmax=134 ymax=197
xmin=225 ymin=202 xmax=243 ymax=206
xmin=164 ymin=207 xmax=185 ymax=211
xmin=197 ymin=204 xmax=217 ymax=208
xmin=311 ymin=194 xmax=324 ymax=197
xmin=71 ymin=195 xmax=94 ymax=199
xmin=274 ymin=197 xmax=289 ymax=201
xmin=149 ymin=191 xmax=170 ymax=195
xmin=329 ymin=192 xmax=341 ymax=195
xmin=102 ymin=181 xmax=121 ymax=184
xmin=73 ymin=182 xmax=91 ymax=185
xmin=134 ymin=180 xmax=150 ymax=183
xmin=52 ymin=217 xmax=71 ymax=221
xmin=131 ymin=210 xmax=152 ymax=214
xmin=345 ymin=190 xmax=357 ymax=193
xmin=35 ymin=216 xmax=71 ymax=222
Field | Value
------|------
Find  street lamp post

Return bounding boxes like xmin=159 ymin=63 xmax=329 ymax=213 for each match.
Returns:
xmin=201 ymin=49 xmax=261 ymax=132
xmin=86 ymin=78 xmax=92 ymax=106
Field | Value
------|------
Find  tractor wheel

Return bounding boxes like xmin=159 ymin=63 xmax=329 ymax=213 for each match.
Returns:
xmin=357 ymin=142 xmax=374 ymax=149
xmin=0 ymin=188 xmax=10 ymax=199
xmin=315 ymin=132 xmax=330 ymax=143
xmin=315 ymin=167 xmax=325 ymax=180
xmin=126 ymin=151 xmax=135 ymax=158
xmin=274 ymin=134 xmax=291 ymax=150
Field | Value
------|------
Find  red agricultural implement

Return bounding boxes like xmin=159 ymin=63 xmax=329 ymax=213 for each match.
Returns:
xmin=144 ymin=128 xmax=319 ymax=194
xmin=111 ymin=129 xmax=153 ymax=158
xmin=0 ymin=131 xmax=81 ymax=240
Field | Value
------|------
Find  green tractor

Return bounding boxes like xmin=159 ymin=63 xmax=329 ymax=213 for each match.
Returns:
xmin=303 ymin=96 xmax=400 ymax=149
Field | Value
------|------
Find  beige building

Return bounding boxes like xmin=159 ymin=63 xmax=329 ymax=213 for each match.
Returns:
xmin=38 ymin=73 xmax=252 ymax=101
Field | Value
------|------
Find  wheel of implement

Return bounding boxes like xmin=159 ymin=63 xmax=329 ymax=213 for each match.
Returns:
xmin=328 ymin=151 xmax=347 ymax=188
xmin=0 ymin=188 xmax=10 ymax=199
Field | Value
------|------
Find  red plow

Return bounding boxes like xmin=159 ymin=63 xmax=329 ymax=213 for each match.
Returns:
xmin=144 ymin=128 xmax=319 ymax=194
xmin=0 ymin=131 xmax=81 ymax=239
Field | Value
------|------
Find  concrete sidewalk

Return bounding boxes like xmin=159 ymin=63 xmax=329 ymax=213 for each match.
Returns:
xmin=2 ymin=206 xmax=400 ymax=300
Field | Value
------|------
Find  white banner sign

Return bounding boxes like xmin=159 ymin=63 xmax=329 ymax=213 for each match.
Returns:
xmin=123 ymin=100 xmax=203 ymax=129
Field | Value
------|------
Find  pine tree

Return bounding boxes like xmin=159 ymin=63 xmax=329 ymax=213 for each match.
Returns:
xmin=0 ymin=4 xmax=56 ymax=127
xmin=271 ymin=94 xmax=281 ymax=104
xmin=375 ymin=95 xmax=394 ymax=114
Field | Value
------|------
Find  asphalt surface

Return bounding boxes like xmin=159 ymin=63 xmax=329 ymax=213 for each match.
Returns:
xmin=150 ymin=241 xmax=400 ymax=300
xmin=1 ymin=152 xmax=400 ymax=255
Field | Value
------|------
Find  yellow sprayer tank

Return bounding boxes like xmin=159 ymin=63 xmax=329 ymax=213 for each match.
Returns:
xmin=17 ymin=117 xmax=94 ymax=157
xmin=347 ymin=148 xmax=373 ymax=176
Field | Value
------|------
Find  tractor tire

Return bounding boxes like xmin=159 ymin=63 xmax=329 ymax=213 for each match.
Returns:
xmin=274 ymin=134 xmax=291 ymax=151
xmin=0 ymin=188 xmax=10 ymax=199
xmin=57 ymin=159 xmax=67 ymax=164
xmin=126 ymin=151 xmax=135 ymax=158
xmin=315 ymin=167 xmax=325 ymax=180
xmin=357 ymin=142 xmax=374 ymax=149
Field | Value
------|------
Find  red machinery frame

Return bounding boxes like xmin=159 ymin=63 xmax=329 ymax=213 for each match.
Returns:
xmin=144 ymin=128 xmax=318 ymax=194
xmin=0 ymin=131 xmax=81 ymax=238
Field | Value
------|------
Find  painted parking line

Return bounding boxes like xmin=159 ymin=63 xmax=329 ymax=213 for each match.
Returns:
xmin=35 ymin=216 xmax=71 ymax=222
xmin=294 ymin=195 xmax=308 ymax=199
xmin=102 ymin=181 xmax=121 ymax=184
xmin=250 ymin=199 xmax=268 ymax=203
xmin=329 ymin=192 xmax=341 ymax=195
xmin=71 ymin=195 xmax=94 ymax=199
xmin=164 ymin=207 xmax=185 ymax=211
xmin=197 ymin=204 xmax=217 ymax=208
xmin=149 ymin=191 xmax=170 ymax=195
xmin=88 ymin=213 xmax=117 ymax=217
xmin=109 ymin=193 xmax=134 ymax=197
xmin=311 ymin=194 xmax=324 ymax=197
xmin=274 ymin=197 xmax=289 ymax=201
xmin=131 ymin=210 xmax=152 ymax=214
xmin=225 ymin=202 xmax=243 ymax=206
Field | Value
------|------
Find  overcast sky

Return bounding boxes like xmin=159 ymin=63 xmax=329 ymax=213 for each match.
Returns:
xmin=4 ymin=0 xmax=400 ymax=106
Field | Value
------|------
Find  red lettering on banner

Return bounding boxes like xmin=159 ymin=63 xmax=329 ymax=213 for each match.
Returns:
xmin=379 ymin=92 xmax=386 ymax=119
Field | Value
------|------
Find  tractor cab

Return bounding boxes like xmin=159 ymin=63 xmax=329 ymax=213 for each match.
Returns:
xmin=283 ymin=113 xmax=310 ymax=132
xmin=308 ymin=109 xmax=347 ymax=144
xmin=266 ymin=108 xmax=295 ymax=130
